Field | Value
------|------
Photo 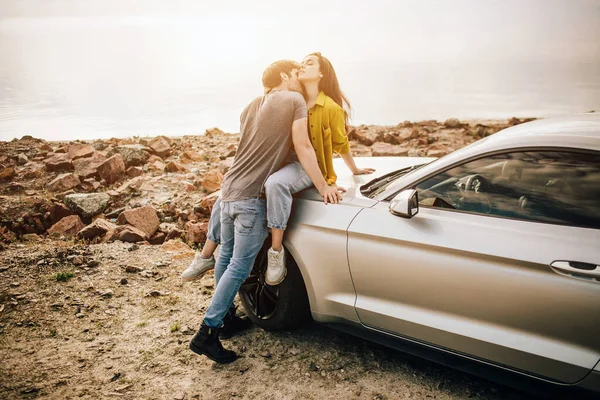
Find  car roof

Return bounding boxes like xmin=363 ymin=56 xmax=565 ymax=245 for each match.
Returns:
xmin=478 ymin=113 xmax=600 ymax=151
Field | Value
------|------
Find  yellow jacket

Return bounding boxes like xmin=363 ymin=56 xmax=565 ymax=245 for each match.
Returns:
xmin=308 ymin=91 xmax=350 ymax=184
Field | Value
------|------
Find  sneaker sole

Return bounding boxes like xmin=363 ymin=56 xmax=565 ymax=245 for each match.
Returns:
xmin=180 ymin=266 xmax=215 ymax=282
xmin=189 ymin=341 xmax=237 ymax=364
xmin=265 ymin=267 xmax=287 ymax=286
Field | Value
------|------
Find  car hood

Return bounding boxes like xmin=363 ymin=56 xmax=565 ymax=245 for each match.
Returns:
xmin=296 ymin=156 xmax=436 ymax=203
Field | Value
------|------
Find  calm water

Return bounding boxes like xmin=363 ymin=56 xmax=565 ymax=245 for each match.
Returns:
xmin=1 ymin=0 xmax=599 ymax=141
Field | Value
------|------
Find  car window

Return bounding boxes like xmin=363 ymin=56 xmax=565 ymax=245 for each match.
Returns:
xmin=415 ymin=151 xmax=600 ymax=229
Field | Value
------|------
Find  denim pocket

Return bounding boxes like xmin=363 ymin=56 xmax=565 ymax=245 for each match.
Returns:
xmin=233 ymin=202 xmax=260 ymax=236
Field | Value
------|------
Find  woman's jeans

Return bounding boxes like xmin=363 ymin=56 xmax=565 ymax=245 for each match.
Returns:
xmin=203 ymin=198 xmax=268 ymax=328
xmin=206 ymin=197 xmax=222 ymax=244
xmin=206 ymin=162 xmax=313 ymax=244
xmin=264 ymin=161 xmax=313 ymax=230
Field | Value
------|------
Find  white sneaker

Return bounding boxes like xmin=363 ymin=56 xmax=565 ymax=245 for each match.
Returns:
xmin=181 ymin=254 xmax=215 ymax=282
xmin=265 ymin=247 xmax=287 ymax=286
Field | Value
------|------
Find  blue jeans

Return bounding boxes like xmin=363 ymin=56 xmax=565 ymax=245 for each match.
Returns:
xmin=206 ymin=162 xmax=312 ymax=241
xmin=203 ymin=198 xmax=268 ymax=328
xmin=206 ymin=197 xmax=222 ymax=244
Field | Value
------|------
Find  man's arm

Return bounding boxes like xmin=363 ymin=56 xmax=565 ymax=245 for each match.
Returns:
xmin=292 ymin=117 xmax=343 ymax=204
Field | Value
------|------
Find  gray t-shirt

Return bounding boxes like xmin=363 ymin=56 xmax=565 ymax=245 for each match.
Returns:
xmin=221 ymin=90 xmax=308 ymax=202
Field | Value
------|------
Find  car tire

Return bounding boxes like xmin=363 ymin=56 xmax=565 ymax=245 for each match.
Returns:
xmin=239 ymin=237 xmax=311 ymax=331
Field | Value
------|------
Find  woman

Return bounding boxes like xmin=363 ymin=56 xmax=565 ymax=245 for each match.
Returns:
xmin=181 ymin=52 xmax=374 ymax=285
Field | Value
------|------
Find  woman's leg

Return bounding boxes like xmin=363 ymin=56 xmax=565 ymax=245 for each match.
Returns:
xmin=181 ymin=196 xmax=222 ymax=281
xmin=200 ymin=196 xmax=222 ymax=258
xmin=263 ymin=162 xmax=313 ymax=285
xmin=265 ymin=162 xmax=313 ymax=250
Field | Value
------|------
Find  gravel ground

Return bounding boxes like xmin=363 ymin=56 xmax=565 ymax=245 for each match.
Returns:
xmin=0 ymin=240 xmax=541 ymax=400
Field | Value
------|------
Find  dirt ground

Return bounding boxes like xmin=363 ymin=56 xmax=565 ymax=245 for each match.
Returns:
xmin=0 ymin=239 xmax=540 ymax=400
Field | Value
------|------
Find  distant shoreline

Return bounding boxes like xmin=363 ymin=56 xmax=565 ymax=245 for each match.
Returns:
xmin=1 ymin=117 xmax=542 ymax=144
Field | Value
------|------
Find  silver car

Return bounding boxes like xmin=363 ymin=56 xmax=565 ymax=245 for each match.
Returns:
xmin=239 ymin=115 xmax=600 ymax=396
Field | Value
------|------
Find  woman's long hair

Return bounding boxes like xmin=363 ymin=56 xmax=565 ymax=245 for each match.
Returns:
xmin=307 ymin=52 xmax=352 ymax=124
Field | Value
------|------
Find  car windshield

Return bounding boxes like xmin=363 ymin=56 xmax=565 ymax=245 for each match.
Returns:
xmin=361 ymin=162 xmax=430 ymax=198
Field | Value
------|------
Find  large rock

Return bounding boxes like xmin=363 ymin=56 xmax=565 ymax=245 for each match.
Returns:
xmin=80 ymin=178 xmax=101 ymax=192
xmin=64 ymin=193 xmax=111 ymax=219
xmin=97 ymin=154 xmax=126 ymax=185
xmin=77 ymin=218 xmax=117 ymax=239
xmin=115 ymin=225 xmax=147 ymax=242
xmin=201 ymin=169 xmax=223 ymax=193
xmin=126 ymin=166 xmax=143 ymax=178
xmin=104 ymin=225 xmax=148 ymax=243
xmin=148 ymin=231 xmax=166 ymax=245
xmin=67 ymin=143 xmax=95 ymax=160
xmin=147 ymin=136 xmax=172 ymax=158
xmin=382 ymin=132 xmax=400 ymax=145
xmin=47 ymin=173 xmax=81 ymax=192
xmin=180 ymin=150 xmax=205 ymax=163
xmin=348 ymin=142 xmax=372 ymax=157
xmin=205 ymin=127 xmax=226 ymax=138
xmin=195 ymin=191 xmax=220 ymax=217
xmin=0 ymin=226 xmax=17 ymax=243
xmin=22 ymin=169 xmax=42 ymax=180
xmin=116 ymin=205 xmax=160 ymax=237
xmin=147 ymin=155 xmax=163 ymax=164
xmin=48 ymin=215 xmax=84 ymax=237
xmin=107 ymin=145 xmax=150 ymax=167
xmin=349 ymin=129 xmax=384 ymax=146
xmin=165 ymin=227 xmax=184 ymax=241
xmin=166 ymin=161 xmax=188 ymax=173
xmin=114 ymin=176 xmax=144 ymax=195
xmin=370 ymin=143 xmax=409 ymax=157
xmin=444 ymin=118 xmax=462 ymax=129
xmin=0 ymin=167 xmax=16 ymax=181
xmin=149 ymin=160 xmax=165 ymax=172
xmin=92 ymin=140 xmax=107 ymax=151
xmin=39 ymin=143 xmax=53 ymax=152
xmin=44 ymin=154 xmax=74 ymax=172
xmin=17 ymin=154 xmax=29 ymax=165
xmin=396 ymin=128 xmax=422 ymax=143
xmin=49 ymin=202 xmax=75 ymax=224
xmin=73 ymin=152 xmax=108 ymax=179
xmin=186 ymin=221 xmax=208 ymax=244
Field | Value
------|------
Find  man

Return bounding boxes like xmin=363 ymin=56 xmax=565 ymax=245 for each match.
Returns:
xmin=189 ymin=60 xmax=342 ymax=363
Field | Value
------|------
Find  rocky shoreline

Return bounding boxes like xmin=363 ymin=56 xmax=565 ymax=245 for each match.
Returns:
xmin=0 ymin=117 xmax=533 ymax=246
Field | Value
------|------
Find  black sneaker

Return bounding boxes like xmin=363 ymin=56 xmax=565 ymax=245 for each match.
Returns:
xmin=221 ymin=307 xmax=253 ymax=339
xmin=189 ymin=322 xmax=237 ymax=364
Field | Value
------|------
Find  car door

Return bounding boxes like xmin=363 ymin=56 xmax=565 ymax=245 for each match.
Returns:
xmin=347 ymin=150 xmax=600 ymax=383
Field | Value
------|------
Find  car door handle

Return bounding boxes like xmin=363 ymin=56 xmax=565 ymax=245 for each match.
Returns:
xmin=550 ymin=261 xmax=600 ymax=280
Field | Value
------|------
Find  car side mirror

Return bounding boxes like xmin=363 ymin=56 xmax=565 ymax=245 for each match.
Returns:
xmin=389 ymin=189 xmax=419 ymax=218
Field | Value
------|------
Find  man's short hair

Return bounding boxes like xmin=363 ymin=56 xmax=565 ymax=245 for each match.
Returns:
xmin=262 ymin=60 xmax=300 ymax=91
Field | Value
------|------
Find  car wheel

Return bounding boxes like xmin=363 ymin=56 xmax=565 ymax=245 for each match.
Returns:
xmin=239 ymin=237 xmax=311 ymax=331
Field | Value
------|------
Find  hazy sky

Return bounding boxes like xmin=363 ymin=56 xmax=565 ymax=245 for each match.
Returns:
xmin=3 ymin=0 xmax=599 ymax=65
xmin=1 ymin=1 xmax=599 ymax=139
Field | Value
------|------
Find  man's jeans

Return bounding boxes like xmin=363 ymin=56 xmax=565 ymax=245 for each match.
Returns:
xmin=206 ymin=162 xmax=312 ymax=242
xmin=203 ymin=198 xmax=268 ymax=328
